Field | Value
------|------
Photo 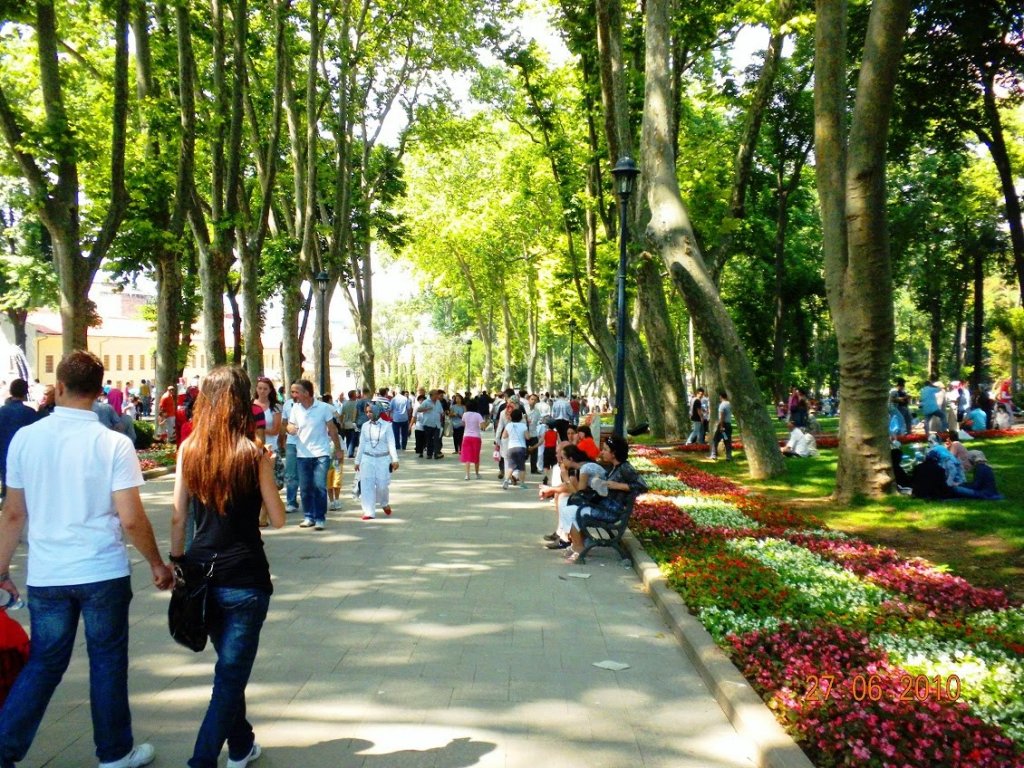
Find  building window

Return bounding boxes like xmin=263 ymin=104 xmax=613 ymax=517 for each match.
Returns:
xmin=116 ymin=355 xmax=122 ymax=370
xmin=140 ymin=355 xmax=146 ymax=370
xmin=103 ymin=355 xmax=110 ymax=370
xmin=127 ymin=355 xmax=134 ymax=371
xmin=45 ymin=355 xmax=54 ymax=373
xmin=151 ymin=353 xmax=156 ymax=369
xmin=191 ymin=354 xmax=197 ymax=368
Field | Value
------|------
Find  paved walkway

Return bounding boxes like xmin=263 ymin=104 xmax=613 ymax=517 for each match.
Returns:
xmin=7 ymin=449 xmax=757 ymax=768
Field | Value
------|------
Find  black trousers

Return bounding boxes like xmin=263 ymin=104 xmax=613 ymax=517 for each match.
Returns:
xmin=423 ymin=426 xmax=441 ymax=457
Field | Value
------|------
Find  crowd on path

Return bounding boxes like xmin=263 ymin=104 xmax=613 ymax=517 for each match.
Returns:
xmin=0 ymin=355 xmax=630 ymax=768
xmin=0 ymin=350 xmax=1017 ymax=768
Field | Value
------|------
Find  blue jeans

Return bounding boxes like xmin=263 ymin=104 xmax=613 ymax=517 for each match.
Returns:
xmin=0 ymin=576 xmax=134 ymax=767
xmin=392 ymin=420 xmax=409 ymax=450
xmin=284 ymin=443 xmax=298 ymax=508
xmin=189 ymin=587 xmax=270 ymax=768
xmin=296 ymin=455 xmax=330 ymax=523
xmin=711 ymin=422 xmax=733 ymax=459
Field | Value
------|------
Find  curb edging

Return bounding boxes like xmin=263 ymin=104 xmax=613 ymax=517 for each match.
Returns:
xmin=142 ymin=467 xmax=174 ymax=481
xmin=623 ymin=530 xmax=815 ymax=768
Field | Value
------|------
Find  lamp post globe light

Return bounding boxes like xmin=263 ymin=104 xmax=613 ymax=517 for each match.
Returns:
xmin=610 ymin=156 xmax=639 ymax=438
xmin=315 ymin=271 xmax=330 ymax=397
xmin=568 ymin=318 xmax=577 ymax=400
xmin=465 ymin=338 xmax=473 ymax=392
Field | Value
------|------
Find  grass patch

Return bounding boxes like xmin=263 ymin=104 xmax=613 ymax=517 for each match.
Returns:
xmin=679 ymin=435 xmax=1024 ymax=600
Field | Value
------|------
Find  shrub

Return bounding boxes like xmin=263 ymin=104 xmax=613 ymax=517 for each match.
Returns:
xmin=133 ymin=419 xmax=154 ymax=450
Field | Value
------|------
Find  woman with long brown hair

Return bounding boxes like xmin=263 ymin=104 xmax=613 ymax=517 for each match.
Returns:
xmin=171 ymin=366 xmax=285 ymax=768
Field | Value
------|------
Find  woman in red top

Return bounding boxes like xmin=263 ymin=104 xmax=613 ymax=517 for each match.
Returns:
xmin=575 ymin=425 xmax=600 ymax=460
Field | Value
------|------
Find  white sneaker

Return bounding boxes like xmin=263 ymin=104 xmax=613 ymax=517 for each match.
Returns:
xmin=285 ymin=505 xmax=299 ymax=513
xmin=226 ymin=743 xmax=262 ymax=768
xmin=99 ymin=744 xmax=155 ymax=768
xmin=501 ymin=478 xmax=510 ymax=490
xmin=314 ymin=521 xmax=325 ymax=531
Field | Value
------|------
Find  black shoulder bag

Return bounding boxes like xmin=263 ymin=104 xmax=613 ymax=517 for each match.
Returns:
xmin=168 ymin=556 xmax=215 ymax=652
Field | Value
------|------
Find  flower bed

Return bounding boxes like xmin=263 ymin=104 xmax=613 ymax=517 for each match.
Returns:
xmin=137 ymin=443 xmax=176 ymax=472
xmin=630 ymin=446 xmax=1024 ymax=767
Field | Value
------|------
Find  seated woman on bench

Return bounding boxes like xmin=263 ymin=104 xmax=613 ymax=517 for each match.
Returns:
xmin=564 ymin=434 xmax=648 ymax=563
xmin=541 ymin=443 xmax=606 ymax=550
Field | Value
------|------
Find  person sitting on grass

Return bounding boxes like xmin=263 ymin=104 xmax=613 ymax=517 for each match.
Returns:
xmin=963 ymin=403 xmax=988 ymax=432
xmin=943 ymin=432 xmax=972 ymax=473
xmin=781 ymin=421 xmax=818 ymax=458
xmin=952 ymin=451 xmax=1004 ymax=500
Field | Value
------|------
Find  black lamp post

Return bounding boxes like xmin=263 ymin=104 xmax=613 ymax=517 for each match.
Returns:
xmin=568 ymin=318 xmax=577 ymax=400
xmin=611 ymin=156 xmax=639 ymax=438
xmin=315 ymin=271 xmax=329 ymax=397
xmin=465 ymin=338 xmax=472 ymax=392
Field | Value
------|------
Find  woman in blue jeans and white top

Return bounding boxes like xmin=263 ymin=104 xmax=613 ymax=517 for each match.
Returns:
xmin=171 ymin=366 xmax=285 ymax=768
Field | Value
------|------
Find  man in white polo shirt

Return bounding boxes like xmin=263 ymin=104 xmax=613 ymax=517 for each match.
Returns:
xmin=0 ymin=350 xmax=173 ymax=768
xmin=281 ymin=379 xmax=344 ymax=531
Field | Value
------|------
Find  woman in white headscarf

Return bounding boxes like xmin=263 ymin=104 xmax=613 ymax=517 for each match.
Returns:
xmin=354 ymin=401 xmax=399 ymax=520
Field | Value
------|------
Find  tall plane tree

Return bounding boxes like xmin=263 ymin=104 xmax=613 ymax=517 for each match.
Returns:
xmin=814 ymin=0 xmax=912 ymax=499
xmin=642 ymin=0 xmax=785 ymax=478
xmin=0 ymin=0 xmax=131 ymax=352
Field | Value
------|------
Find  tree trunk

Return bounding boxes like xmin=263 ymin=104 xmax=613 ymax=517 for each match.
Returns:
xmin=979 ymin=73 xmax=1024 ymax=306
xmin=928 ymin=297 xmax=941 ymax=381
xmin=313 ymin=281 xmax=334 ymax=396
xmin=971 ymin=249 xmax=984 ymax=389
xmin=5 ymin=310 xmax=27 ymax=353
xmin=501 ymin=289 xmax=513 ymax=387
xmin=155 ymin=257 xmax=181 ymax=398
xmin=134 ymin=0 xmax=181 ymax=396
xmin=635 ymin=252 xmax=688 ymax=436
xmin=226 ymin=279 xmax=243 ymax=364
xmin=241 ymin=241 xmax=263 ymax=383
xmin=642 ymin=0 xmax=784 ymax=478
xmin=814 ymin=0 xmax=912 ymax=500
xmin=482 ymin=311 xmax=494 ymax=389
xmin=545 ymin=346 xmax=554 ymax=394
xmin=526 ymin=264 xmax=539 ymax=393
xmin=281 ymin=286 xmax=302 ymax=385
xmin=772 ymin=198 xmax=787 ymax=402
xmin=626 ymin=309 xmax=663 ymax=435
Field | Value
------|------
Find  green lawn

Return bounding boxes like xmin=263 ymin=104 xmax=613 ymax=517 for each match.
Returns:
xmin=668 ymin=435 xmax=1024 ymax=600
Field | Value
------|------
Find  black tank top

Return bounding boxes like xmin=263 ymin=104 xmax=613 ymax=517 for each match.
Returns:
xmin=188 ymin=484 xmax=272 ymax=593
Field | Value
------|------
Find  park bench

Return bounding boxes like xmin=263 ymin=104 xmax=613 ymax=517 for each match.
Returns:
xmin=576 ymin=496 xmax=637 ymax=564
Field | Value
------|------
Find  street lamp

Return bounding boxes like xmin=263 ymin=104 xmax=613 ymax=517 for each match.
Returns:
xmin=315 ymin=271 xmax=329 ymax=397
xmin=611 ymin=156 xmax=640 ymax=438
xmin=465 ymin=337 xmax=473 ymax=392
xmin=568 ymin=318 xmax=577 ymax=400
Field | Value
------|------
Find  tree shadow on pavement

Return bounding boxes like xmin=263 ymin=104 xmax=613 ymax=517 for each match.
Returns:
xmin=266 ymin=736 xmax=497 ymax=767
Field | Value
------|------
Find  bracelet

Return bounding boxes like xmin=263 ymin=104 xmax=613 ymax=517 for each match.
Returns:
xmin=168 ymin=553 xmax=185 ymax=564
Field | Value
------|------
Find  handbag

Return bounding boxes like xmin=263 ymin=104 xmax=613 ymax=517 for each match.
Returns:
xmin=566 ymin=488 xmax=601 ymax=509
xmin=168 ymin=557 xmax=215 ymax=652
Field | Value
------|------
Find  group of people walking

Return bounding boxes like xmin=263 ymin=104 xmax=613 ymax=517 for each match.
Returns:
xmin=0 ymin=352 xmax=268 ymax=768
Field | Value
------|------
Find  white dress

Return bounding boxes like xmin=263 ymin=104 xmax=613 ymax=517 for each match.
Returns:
xmin=354 ymin=418 xmax=399 ymax=517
